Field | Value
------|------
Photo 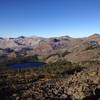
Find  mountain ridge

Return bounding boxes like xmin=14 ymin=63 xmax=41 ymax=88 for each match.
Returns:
xmin=0 ymin=33 xmax=100 ymax=63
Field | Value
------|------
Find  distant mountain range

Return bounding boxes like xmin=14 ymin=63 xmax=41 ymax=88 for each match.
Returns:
xmin=0 ymin=33 xmax=100 ymax=63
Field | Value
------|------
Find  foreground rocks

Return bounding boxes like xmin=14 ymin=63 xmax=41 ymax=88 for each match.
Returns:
xmin=1 ymin=64 xmax=100 ymax=100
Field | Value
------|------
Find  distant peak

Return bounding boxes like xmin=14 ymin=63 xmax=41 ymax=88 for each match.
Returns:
xmin=18 ymin=36 xmax=26 ymax=39
xmin=0 ymin=37 xmax=4 ymax=39
xmin=90 ymin=33 xmax=100 ymax=37
xmin=60 ymin=35 xmax=71 ymax=38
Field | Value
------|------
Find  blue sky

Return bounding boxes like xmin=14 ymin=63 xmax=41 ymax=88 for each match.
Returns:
xmin=0 ymin=0 xmax=100 ymax=37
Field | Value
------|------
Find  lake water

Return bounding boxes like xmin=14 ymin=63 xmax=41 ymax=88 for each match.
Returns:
xmin=9 ymin=62 xmax=46 ymax=69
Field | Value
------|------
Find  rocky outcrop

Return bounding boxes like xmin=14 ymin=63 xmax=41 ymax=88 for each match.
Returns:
xmin=46 ymin=55 xmax=59 ymax=63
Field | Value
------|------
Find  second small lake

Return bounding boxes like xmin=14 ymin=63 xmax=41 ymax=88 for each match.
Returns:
xmin=9 ymin=62 xmax=46 ymax=69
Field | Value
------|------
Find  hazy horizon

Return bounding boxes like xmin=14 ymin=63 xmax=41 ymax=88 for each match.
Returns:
xmin=0 ymin=33 xmax=99 ymax=39
xmin=0 ymin=0 xmax=100 ymax=37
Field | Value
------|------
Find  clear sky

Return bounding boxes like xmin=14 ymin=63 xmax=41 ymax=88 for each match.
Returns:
xmin=0 ymin=0 xmax=100 ymax=38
